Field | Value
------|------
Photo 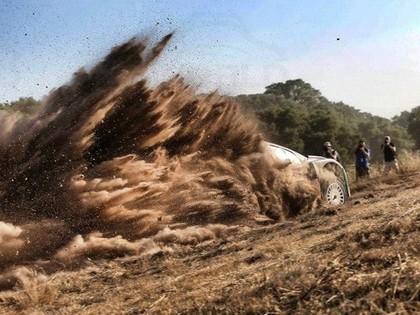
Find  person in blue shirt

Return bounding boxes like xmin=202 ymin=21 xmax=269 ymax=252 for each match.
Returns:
xmin=354 ymin=139 xmax=370 ymax=180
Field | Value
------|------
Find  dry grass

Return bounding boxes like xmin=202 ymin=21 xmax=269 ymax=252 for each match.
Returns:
xmin=399 ymin=150 xmax=420 ymax=174
xmin=0 ymin=172 xmax=419 ymax=314
xmin=348 ymin=149 xmax=420 ymax=193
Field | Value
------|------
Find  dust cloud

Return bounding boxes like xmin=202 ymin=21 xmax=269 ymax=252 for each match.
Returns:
xmin=0 ymin=33 xmax=319 ymax=282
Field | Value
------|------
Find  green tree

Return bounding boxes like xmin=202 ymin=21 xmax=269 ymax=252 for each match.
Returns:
xmin=237 ymin=79 xmax=416 ymax=165
xmin=264 ymin=79 xmax=323 ymax=104
xmin=407 ymin=106 xmax=420 ymax=149
xmin=334 ymin=126 xmax=360 ymax=165
xmin=392 ymin=110 xmax=410 ymax=129
xmin=303 ymin=108 xmax=339 ymax=156
xmin=259 ymin=103 xmax=307 ymax=152
xmin=0 ymin=97 xmax=41 ymax=116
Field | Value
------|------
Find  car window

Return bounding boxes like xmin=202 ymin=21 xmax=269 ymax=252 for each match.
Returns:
xmin=268 ymin=144 xmax=307 ymax=164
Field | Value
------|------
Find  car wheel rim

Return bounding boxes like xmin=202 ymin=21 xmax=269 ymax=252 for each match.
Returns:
xmin=326 ymin=182 xmax=345 ymax=205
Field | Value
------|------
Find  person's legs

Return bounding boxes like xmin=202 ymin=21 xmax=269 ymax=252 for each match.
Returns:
xmin=384 ymin=160 xmax=399 ymax=175
xmin=393 ymin=160 xmax=400 ymax=173
xmin=356 ymin=167 xmax=362 ymax=181
xmin=384 ymin=162 xmax=391 ymax=175
xmin=356 ymin=167 xmax=369 ymax=180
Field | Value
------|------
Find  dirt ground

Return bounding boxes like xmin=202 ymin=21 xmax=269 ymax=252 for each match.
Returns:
xmin=0 ymin=171 xmax=418 ymax=314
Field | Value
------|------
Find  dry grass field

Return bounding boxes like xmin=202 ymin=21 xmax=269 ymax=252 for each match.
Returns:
xmin=0 ymin=166 xmax=418 ymax=314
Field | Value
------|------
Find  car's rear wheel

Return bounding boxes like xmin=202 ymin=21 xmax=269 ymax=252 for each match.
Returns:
xmin=323 ymin=180 xmax=347 ymax=205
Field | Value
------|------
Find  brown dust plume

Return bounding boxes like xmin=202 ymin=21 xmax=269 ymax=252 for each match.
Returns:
xmin=0 ymin=33 xmax=319 ymax=278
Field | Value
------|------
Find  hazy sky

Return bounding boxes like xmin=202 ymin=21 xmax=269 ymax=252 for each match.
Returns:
xmin=1 ymin=0 xmax=420 ymax=119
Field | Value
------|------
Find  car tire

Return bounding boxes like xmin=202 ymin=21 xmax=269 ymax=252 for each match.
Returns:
xmin=322 ymin=179 xmax=348 ymax=205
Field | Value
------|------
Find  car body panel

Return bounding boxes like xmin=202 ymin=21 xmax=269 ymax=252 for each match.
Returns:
xmin=266 ymin=142 xmax=351 ymax=203
xmin=307 ymin=155 xmax=351 ymax=198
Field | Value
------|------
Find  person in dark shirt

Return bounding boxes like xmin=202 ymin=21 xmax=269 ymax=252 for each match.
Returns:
xmin=354 ymin=139 xmax=370 ymax=180
xmin=323 ymin=141 xmax=341 ymax=163
xmin=381 ymin=136 xmax=400 ymax=175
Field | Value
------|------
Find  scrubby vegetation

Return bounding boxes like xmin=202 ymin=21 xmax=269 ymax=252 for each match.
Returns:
xmin=0 ymin=97 xmax=41 ymax=117
xmin=236 ymin=79 xmax=419 ymax=165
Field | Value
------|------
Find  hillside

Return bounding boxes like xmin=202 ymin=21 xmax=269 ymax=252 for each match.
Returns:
xmin=235 ymin=80 xmax=417 ymax=165
xmin=0 ymin=171 xmax=418 ymax=314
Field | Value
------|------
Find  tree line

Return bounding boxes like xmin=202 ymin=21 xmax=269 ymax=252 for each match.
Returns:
xmin=1 ymin=84 xmax=419 ymax=167
xmin=0 ymin=97 xmax=41 ymax=117
xmin=236 ymin=79 xmax=419 ymax=166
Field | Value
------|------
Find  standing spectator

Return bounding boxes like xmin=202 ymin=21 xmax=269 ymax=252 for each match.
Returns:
xmin=323 ymin=141 xmax=341 ymax=163
xmin=354 ymin=139 xmax=370 ymax=180
xmin=381 ymin=136 xmax=400 ymax=175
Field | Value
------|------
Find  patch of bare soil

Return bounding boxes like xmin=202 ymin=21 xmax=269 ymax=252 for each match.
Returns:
xmin=0 ymin=172 xmax=418 ymax=314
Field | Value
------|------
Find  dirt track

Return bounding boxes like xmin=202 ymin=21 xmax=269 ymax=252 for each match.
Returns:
xmin=0 ymin=172 xmax=418 ymax=314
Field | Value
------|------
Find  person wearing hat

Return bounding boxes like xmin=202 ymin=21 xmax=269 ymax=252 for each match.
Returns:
xmin=323 ymin=141 xmax=341 ymax=163
xmin=354 ymin=139 xmax=370 ymax=180
xmin=381 ymin=136 xmax=399 ymax=175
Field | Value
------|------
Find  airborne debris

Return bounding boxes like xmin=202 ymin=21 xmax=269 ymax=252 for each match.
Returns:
xmin=0 ymin=33 xmax=319 ymax=279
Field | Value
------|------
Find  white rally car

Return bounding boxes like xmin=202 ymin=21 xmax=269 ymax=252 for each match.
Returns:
xmin=267 ymin=142 xmax=351 ymax=205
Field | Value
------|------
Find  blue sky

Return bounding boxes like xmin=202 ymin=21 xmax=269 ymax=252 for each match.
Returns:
xmin=2 ymin=0 xmax=420 ymax=119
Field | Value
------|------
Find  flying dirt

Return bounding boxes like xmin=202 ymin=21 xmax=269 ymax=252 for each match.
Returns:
xmin=0 ymin=33 xmax=320 ymax=282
